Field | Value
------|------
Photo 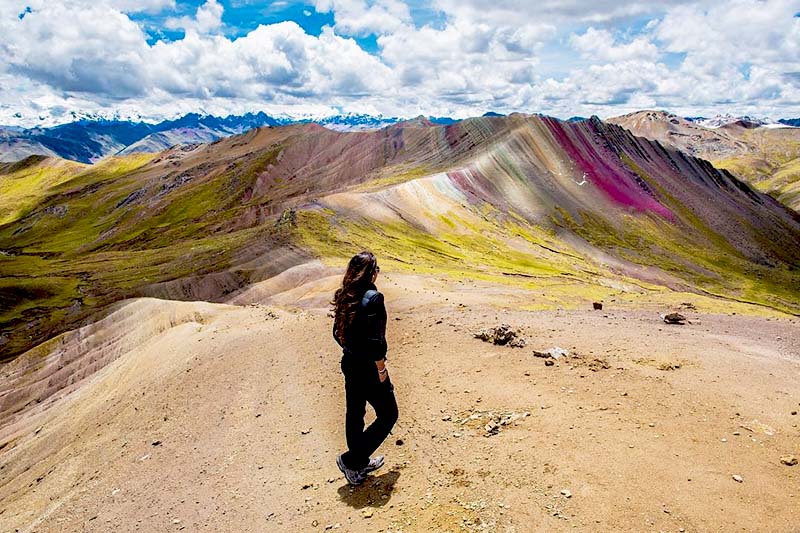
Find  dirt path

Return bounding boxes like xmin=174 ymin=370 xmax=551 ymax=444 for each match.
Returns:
xmin=1 ymin=272 xmax=799 ymax=532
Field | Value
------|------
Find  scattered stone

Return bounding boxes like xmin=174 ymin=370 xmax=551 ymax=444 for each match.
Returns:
xmin=395 ymin=438 xmax=404 ymax=446
xmin=545 ymin=359 xmax=555 ymax=367
xmin=361 ymin=509 xmax=374 ymax=519
xmin=301 ymin=428 xmax=312 ymax=435
xmin=560 ymin=489 xmax=572 ymax=498
xmin=661 ymin=313 xmax=686 ymax=325
xmin=732 ymin=475 xmax=743 ymax=483
xmin=151 ymin=440 xmax=162 ymax=446
xmin=474 ymin=324 xmax=526 ymax=347
xmin=780 ymin=455 xmax=798 ymax=466
xmin=311 ymin=520 xmax=319 ymax=527
xmin=302 ymin=483 xmax=313 ymax=490
xmin=173 ymin=518 xmax=181 ymax=525
xmin=586 ymin=358 xmax=610 ymax=371
xmin=484 ymin=421 xmax=500 ymax=436
xmin=679 ymin=302 xmax=697 ymax=311
xmin=508 ymin=337 xmax=527 ymax=348
xmin=533 ymin=347 xmax=569 ymax=360
xmin=593 ymin=302 xmax=603 ymax=310
xmin=792 ymin=411 xmax=797 ymax=416
xmin=658 ymin=362 xmax=681 ymax=371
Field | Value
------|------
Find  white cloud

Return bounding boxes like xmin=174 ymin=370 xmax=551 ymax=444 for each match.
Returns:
xmin=314 ymin=0 xmax=412 ymax=36
xmin=570 ymin=27 xmax=659 ymax=62
xmin=0 ymin=0 xmax=798 ymax=126
xmin=109 ymin=0 xmax=175 ymax=13
xmin=165 ymin=0 xmax=224 ymax=35
xmin=3 ymin=1 xmax=150 ymax=97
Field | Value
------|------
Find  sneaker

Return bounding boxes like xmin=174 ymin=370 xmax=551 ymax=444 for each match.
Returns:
xmin=363 ymin=455 xmax=385 ymax=474
xmin=336 ymin=454 xmax=366 ymax=485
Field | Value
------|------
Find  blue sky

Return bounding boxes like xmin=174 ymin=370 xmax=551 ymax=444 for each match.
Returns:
xmin=0 ymin=0 xmax=798 ymax=126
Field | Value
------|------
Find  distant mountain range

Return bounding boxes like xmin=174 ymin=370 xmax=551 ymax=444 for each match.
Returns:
xmin=0 ymin=112 xmax=458 ymax=164
xmin=1 ymin=109 xmax=797 ymax=166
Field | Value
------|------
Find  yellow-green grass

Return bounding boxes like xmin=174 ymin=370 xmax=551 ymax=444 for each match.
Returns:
xmin=353 ymin=165 xmax=435 ymax=192
xmin=0 ymin=158 xmax=86 ymax=225
xmin=557 ymin=208 xmax=798 ymax=315
xmin=0 ymin=221 xmax=286 ymax=359
xmin=0 ymin=147 xmax=298 ymax=360
xmin=711 ymin=131 xmax=800 ymax=210
xmin=293 ymin=206 xmax=786 ymax=316
xmin=295 ymin=196 xmax=800 ymax=318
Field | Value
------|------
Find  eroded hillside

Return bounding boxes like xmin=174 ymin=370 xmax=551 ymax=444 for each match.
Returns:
xmin=1 ymin=115 xmax=799 ymax=360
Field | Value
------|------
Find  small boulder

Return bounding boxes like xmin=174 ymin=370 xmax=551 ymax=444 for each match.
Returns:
xmin=662 ymin=312 xmax=686 ymax=325
xmin=780 ymin=455 xmax=797 ymax=466
xmin=474 ymin=324 xmax=526 ymax=347
xmin=593 ymin=302 xmax=603 ymax=310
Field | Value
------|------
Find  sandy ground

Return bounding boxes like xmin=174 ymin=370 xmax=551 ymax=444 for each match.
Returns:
xmin=1 ymin=271 xmax=799 ymax=532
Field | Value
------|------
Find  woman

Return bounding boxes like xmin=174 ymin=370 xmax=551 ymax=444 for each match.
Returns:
xmin=332 ymin=251 xmax=398 ymax=485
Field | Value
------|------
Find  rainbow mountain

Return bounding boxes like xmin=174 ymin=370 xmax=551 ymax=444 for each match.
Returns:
xmin=1 ymin=114 xmax=799 ymax=360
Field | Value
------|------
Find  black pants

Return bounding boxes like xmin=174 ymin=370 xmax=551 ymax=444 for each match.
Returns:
xmin=340 ymin=355 xmax=399 ymax=470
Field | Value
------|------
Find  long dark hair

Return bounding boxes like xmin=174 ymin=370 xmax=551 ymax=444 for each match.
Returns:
xmin=332 ymin=251 xmax=378 ymax=345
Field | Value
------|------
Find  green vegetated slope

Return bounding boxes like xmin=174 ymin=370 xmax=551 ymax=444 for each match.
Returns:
xmin=1 ymin=116 xmax=799 ymax=361
xmin=0 ymin=156 xmax=87 ymax=225
xmin=715 ymin=153 xmax=800 ymax=211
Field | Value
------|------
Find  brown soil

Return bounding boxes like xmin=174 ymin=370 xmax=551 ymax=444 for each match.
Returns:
xmin=1 ymin=271 xmax=799 ymax=532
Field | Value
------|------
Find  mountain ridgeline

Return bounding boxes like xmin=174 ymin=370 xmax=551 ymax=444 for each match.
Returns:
xmin=1 ymin=114 xmax=799 ymax=360
xmin=0 ymin=113 xmax=459 ymax=164
xmin=608 ymin=110 xmax=800 ymax=211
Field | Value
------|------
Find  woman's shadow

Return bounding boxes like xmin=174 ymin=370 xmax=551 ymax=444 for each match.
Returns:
xmin=337 ymin=469 xmax=401 ymax=509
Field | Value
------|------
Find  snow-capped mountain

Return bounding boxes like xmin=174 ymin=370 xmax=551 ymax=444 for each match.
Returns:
xmin=0 ymin=112 xmax=460 ymax=163
xmin=684 ymin=114 xmax=777 ymax=129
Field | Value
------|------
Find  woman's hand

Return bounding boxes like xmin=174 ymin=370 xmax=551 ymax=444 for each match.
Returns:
xmin=376 ymin=359 xmax=388 ymax=382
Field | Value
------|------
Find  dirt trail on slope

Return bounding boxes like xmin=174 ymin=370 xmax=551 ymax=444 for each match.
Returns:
xmin=1 ymin=272 xmax=799 ymax=532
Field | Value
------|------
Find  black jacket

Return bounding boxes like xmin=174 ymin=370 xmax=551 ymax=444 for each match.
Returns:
xmin=334 ymin=283 xmax=388 ymax=361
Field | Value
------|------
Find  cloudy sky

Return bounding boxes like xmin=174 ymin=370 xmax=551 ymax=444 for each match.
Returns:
xmin=1 ymin=0 xmax=798 ymax=126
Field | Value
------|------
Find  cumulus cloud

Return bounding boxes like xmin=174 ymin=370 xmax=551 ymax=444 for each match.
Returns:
xmin=570 ymin=28 xmax=659 ymax=62
xmin=4 ymin=1 xmax=150 ymax=97
xmin=0 ymin=0 xmax=798 ymax=126
xmin=314 ymin=0 xmax=412 ymax=36
xmin=165 ymin=0 xmax=224 ymax=35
